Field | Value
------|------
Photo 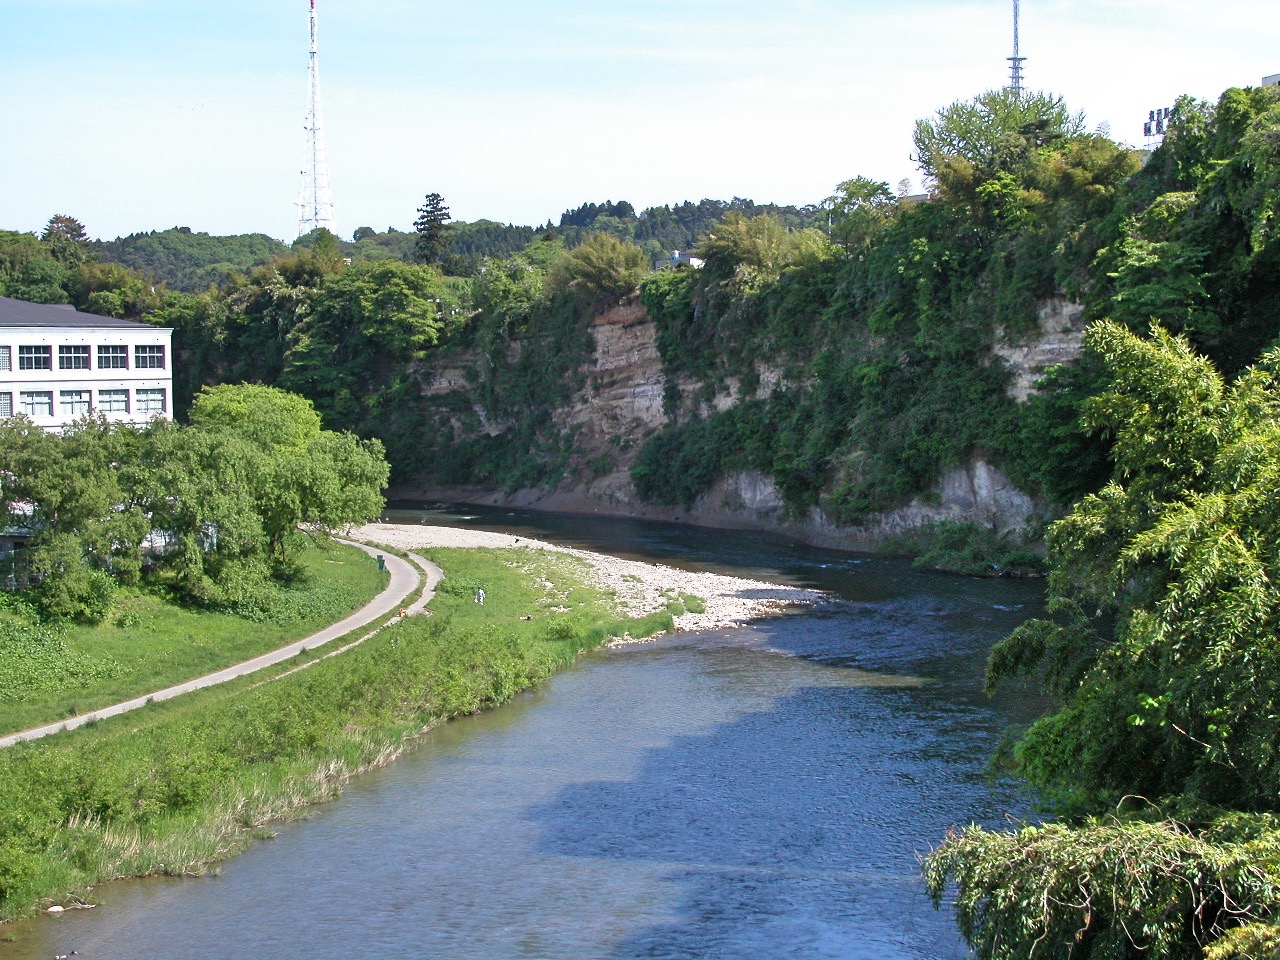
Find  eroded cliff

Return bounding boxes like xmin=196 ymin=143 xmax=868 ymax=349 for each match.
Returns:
xmin=400 ymin=291 xmax=1080 ymax=552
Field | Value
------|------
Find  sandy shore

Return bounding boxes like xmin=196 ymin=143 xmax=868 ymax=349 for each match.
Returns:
xmin=351 ymin=522 xmax=826 ymax=635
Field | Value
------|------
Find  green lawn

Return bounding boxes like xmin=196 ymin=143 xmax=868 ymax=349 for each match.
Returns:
xmin=0 ymin=541 xmax=388 ymax=735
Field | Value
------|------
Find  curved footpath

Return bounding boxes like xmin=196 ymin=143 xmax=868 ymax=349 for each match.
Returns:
xmin=0 ymin=523 xmax=820 ymax=750
xmin=0 ymin=540 xmax=437 ymax=750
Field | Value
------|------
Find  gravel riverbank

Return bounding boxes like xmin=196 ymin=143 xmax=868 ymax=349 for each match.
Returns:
xmin=351 ymin=522 xmax=826 ymax=634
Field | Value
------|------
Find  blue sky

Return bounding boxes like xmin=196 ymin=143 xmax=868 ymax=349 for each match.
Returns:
xmin=2 ymin=0 xmax=1277 ymax=242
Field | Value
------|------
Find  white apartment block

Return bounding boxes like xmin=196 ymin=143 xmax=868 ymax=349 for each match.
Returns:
xmin=0 ymin=296 xmax=174 ymax=431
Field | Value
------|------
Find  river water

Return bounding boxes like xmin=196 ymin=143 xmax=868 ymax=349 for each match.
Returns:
xmin=7 ymin=505 xmax=1044 ymax=960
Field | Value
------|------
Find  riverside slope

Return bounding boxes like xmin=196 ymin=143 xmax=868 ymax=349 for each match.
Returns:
xmin=0 ymin=542 xmax=423 ymax=748
xmin=1 ymin=527 xmax=821 ymax=749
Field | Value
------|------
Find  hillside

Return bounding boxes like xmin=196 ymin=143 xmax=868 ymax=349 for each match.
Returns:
xmin=83 ymin=198 xmax=823 ymax=293
xmin=93 ymin=227 xmax=289 ymax=291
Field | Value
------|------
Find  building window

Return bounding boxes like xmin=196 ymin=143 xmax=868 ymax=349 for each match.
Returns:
xmin=135 ymin=388 xmax=166 ymax=415
xmin=60 ymin=390 xmax=91 ymax=417
xmin=134 ymin=345 xmax=165 ymax=369
xmin=18 ymin=346 xmax=51 ymax=371
xmin=0 ymin=393 xmax=11 ymax=417
xmin=59 ymin=345 xmax=90 ymax=370
xmin=98 ymin=389 xmax=129 ymax=414
xmin=98 ymin=345 xmax=128 ymax=369
xmin=0 ymin=346 xmax=10 ymax=371
xmin=20 ymin=391 xmax=53 ymax=417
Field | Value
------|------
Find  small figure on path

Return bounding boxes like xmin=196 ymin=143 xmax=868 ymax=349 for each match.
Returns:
xmin=475 ymin=587 xmax=486 ymax=605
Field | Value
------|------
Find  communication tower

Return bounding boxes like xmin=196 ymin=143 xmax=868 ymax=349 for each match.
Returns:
xmin=296 ymin=0 xmax=337 ymax=238
xmin=1007 ymin=0 xmax=1026 ymax=95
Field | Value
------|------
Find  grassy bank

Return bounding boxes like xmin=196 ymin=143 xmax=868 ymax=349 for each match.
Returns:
xmin=0 ymin=546 xmax=684 ymax=922
xmin=0 ymin=541 xmax=388 ymax=736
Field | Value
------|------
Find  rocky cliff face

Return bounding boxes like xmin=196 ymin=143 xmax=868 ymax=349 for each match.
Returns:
xmin=406 ymin=293 xmax=1082 ymax=550
xmin=994 ymin=297 xmax=1086 ymax=402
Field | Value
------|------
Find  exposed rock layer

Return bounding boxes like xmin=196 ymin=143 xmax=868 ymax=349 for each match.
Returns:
xmin=398 ymin=294 xmax=1081 ymax=551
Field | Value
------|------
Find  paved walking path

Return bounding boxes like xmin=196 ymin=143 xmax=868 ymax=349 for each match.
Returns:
xmin=0 ymin=540 xmax=438 ymax=749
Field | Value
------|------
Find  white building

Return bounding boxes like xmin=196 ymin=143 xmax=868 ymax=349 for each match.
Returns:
xmin=653 ymin=250 xmax=705 ymax=271
xmin=0 ymin=297 xmax=174 ymax=431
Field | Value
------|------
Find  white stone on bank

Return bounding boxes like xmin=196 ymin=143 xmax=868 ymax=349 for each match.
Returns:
xmin=350 ymin=522 xmax=825 ymax=635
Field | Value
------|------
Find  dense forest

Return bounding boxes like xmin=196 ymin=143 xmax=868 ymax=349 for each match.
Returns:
xmin=75 ymin=197 xmax=821 ymax=293
xmin=7 ymin=80 xmax=1280 ymax=956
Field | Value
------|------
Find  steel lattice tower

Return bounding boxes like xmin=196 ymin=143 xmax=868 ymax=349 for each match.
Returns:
xmin=296 ymin=0 xmax=337 ymax=238
xmin=1007 ymin=0 xmax=1026 ymax=95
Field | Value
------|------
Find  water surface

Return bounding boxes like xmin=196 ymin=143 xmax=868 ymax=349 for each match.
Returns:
xmin=8 ymin=506 xmax=1043 ymax=959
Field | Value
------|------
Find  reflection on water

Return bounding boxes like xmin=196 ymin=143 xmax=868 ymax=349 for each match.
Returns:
xmin=7 ymin=506 xmax=1043 ymax=960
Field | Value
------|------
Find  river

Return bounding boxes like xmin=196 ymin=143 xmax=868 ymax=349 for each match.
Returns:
xmin=7 ymin=505 xmax=1044 ymax=960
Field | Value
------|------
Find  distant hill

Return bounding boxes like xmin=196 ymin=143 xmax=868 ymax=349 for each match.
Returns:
xmin=94 ymin=228 xmax=288 ymax=291
xmin=557 ymin=198 xmax=826 ymax=257
xmin=347 ymin=198 xmax=827 ymax=274
xmin=93 ymin=198 xmax=828 ymax=288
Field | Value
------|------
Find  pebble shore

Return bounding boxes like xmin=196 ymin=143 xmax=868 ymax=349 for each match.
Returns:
xmin=351 ymin=522 xmax=826 ymax=634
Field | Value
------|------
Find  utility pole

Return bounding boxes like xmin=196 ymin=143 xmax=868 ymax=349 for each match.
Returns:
xmin=296 ymin=0 xmax=338 ymax=238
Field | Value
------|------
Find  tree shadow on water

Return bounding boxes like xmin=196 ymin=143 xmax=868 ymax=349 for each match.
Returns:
xmin=524 ymin=681 xmax=1007 ymax=960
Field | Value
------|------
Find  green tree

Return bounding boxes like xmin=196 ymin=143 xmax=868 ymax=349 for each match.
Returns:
xmin=413 ymin=193 xmax=453 ymax=264
xmin=215 ymin=253 xmax=332 ymax=389
xmin=187 ymin=383 xmax=322 ymax=449
xmin=989 ymin=321 xmax=1280 ymax=811
xmin=291 ymin=227 xmax=344 ymax=269
xmin=928 ymin=321 xmax=1280 ymax=958
xmin=0 ymin=416 xmax=147 ymax=621
xmin=696 ymin=212 xmax=831 ymax=286
xmin=0 ymin=231 xmax=72 ymax=303
xmin=545 ymin=232 xmax=647 ymax=314
xmin=1087 ymin=86 xmax=1280 ymax=374
xmin=279 ymin=259 xmax=451 ymax=428
xmin=824 ymin=177 xmax=897 ymax=251
xmin=470 ymin=255 xmax=543 ymax=333
xmin=3 ymin=257 xmax=72 ymax=304
xmin=125 ymin=419 xmax=269 ymax=603
xmin=185 ymin=385 xmax=389 ymax=566
xmin=41 ymin=214 xmax=90 ymax=266
xmin=76 ymin=261 xmax=164 ymax=320
xmin=914 ymin=89 xmax=1086 ymax=196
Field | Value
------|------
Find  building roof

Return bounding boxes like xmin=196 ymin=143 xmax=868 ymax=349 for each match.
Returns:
xmin=0 ymin=296 xmax=164 ymax=331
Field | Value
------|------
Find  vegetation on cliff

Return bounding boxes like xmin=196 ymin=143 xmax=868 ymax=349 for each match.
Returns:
xmin=631 ymin=86 xmax=1280 ymax=534
xmin=921 ymin=84 xmax=1280 ymax=959
xmin=12 ymin=84 xmax=1279 ymax=541
xmin=633 ymin=90 xmax=1136 ymax=521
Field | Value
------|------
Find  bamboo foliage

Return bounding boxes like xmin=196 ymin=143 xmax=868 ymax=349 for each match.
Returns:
xmin=933 ymin=323 xmax=1280 ymax=958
